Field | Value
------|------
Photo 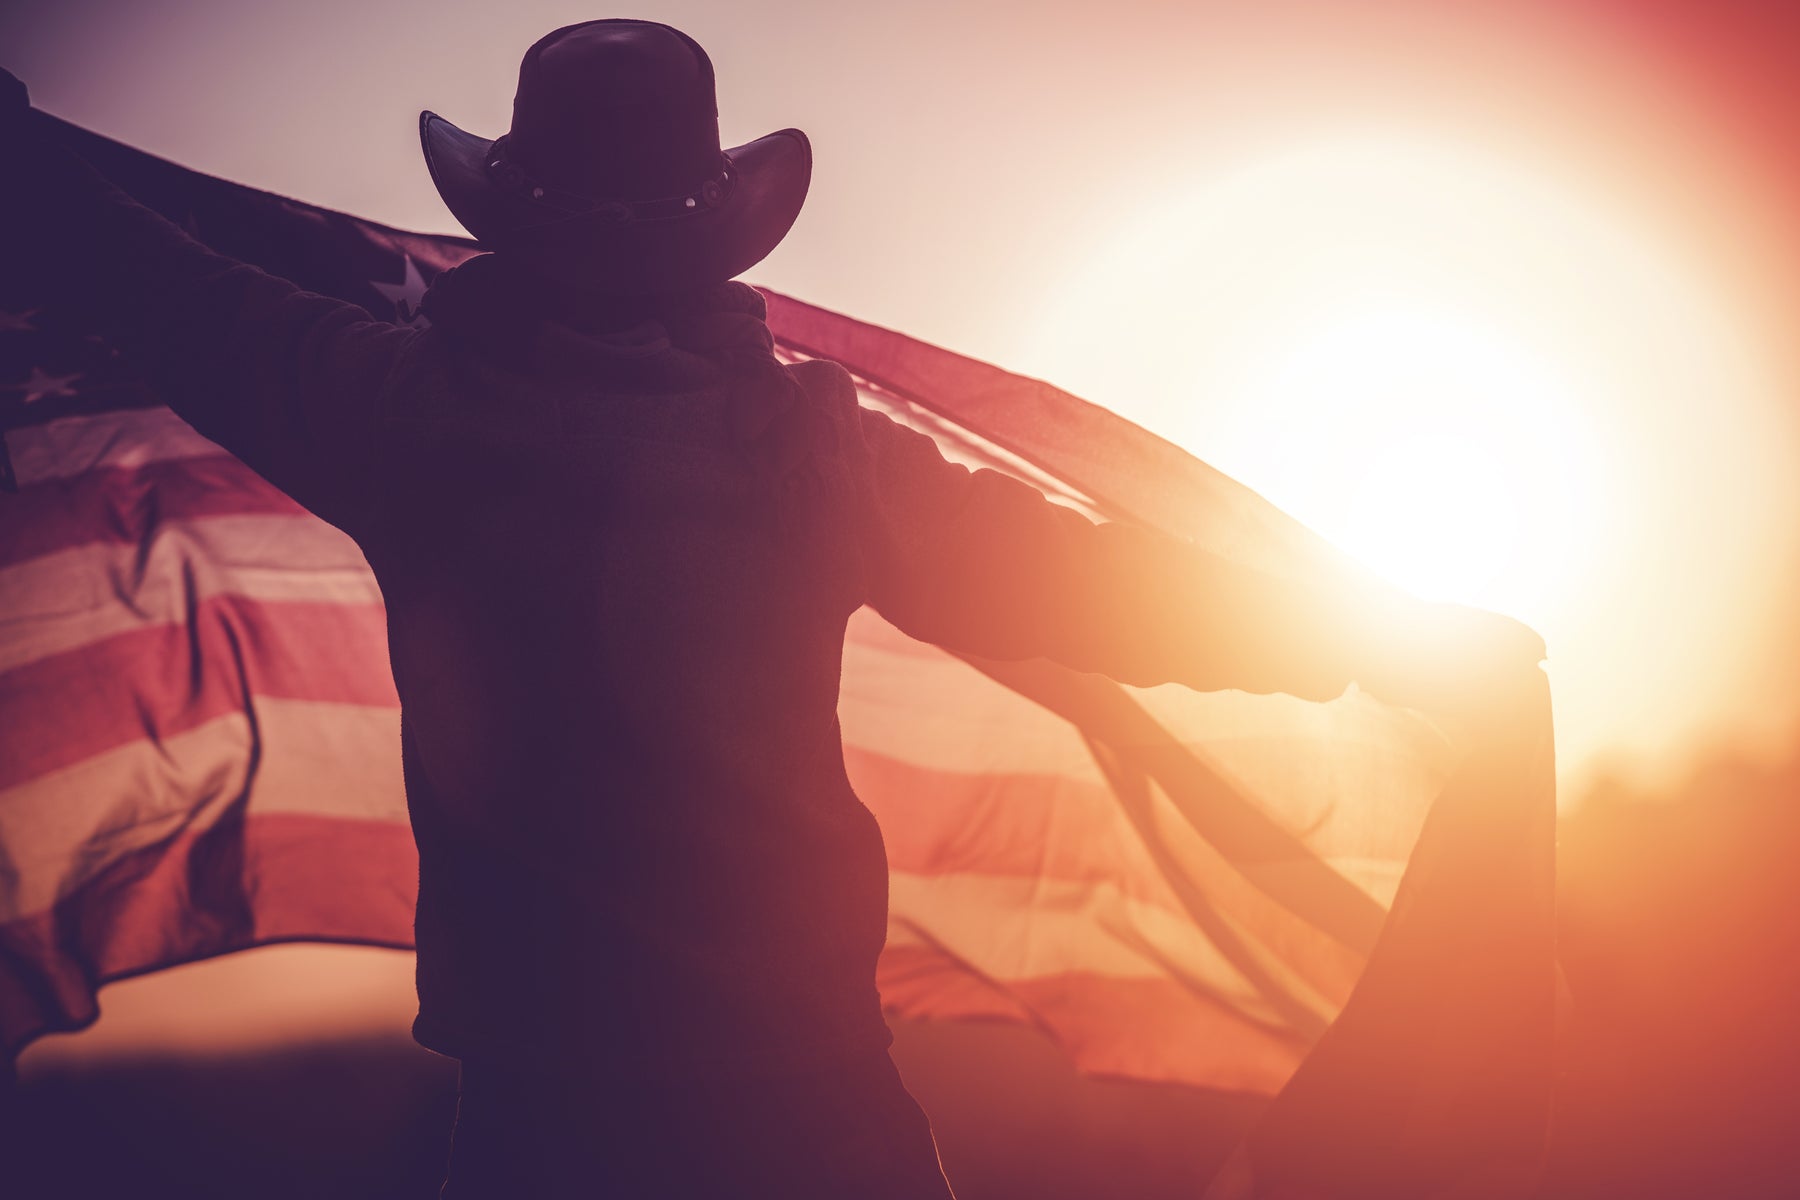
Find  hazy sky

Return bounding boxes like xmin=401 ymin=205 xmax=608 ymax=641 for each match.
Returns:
xmin=6 ymin=0 xmax=1799 ymax=789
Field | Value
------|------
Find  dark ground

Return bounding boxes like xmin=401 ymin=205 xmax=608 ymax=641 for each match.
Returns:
xmin=5 ymin=1018 xmax=1261 ymax=1200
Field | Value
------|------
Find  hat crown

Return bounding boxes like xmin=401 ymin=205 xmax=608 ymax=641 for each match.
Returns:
xmin=507 ymin=20 xmax=724 ymax=202
xmin=418 ymin=20 xmax=811 ymax=296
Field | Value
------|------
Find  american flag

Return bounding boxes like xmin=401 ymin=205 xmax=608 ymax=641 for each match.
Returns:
xmin=0 ymin=115 xmax=1556 ymax=1196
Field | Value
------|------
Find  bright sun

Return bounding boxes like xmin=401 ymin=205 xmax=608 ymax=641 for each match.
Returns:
xmin=1021 ymin=134 xmax=1798 ymax=782
xmin=1235 ymin=302 xmax=1600 ymax=612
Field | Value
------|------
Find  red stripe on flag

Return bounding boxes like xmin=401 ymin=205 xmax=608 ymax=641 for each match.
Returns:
xmin=849 ymin=744 xmax=1153 ymax=893
xmin=0 ymin=811 xmax=417 ymax=1059
xmin=876 ymin=942 xmax=1309 ymax=1094
xmin=0 ymin=596 xmax=395 ymax=790
xmin=0 ymin=455 xmax=306 ymax=569
xmin=853 ymin=746 xmax=1366 ymax=1009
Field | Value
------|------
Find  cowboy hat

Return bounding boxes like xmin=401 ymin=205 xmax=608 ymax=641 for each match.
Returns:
xmin=420 ymin=19 xmax=811 ymax=296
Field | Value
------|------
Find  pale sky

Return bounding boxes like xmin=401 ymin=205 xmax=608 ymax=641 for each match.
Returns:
xmin=7 ymin=0 xmax=1800 ymax=792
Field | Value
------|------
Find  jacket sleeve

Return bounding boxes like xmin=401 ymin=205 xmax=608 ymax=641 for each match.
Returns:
xmin=5 ymin=112 xmax=415 ymax=529
xmin=855 ymin=405 xmax=1369 ymax=701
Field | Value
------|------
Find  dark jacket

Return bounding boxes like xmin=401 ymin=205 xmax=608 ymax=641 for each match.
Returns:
xmin=9 ymin=126 xmax=1370 ymax=1080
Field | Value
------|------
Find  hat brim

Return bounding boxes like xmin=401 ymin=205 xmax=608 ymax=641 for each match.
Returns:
xmin=420 ymin=110 xmax=811 ymax=296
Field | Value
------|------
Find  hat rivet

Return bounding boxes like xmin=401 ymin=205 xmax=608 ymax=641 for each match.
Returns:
xmin=532 ymin=187 xmax=545 ymax=200
xmin=684 ymin=197 xmax=697 ymax=208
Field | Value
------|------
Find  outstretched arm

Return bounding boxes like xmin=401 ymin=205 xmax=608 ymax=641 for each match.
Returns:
xmin=855 ymin=404 xmax=1542 ymax=714
xmin=1 ymin=74 xmax=414 ymax=530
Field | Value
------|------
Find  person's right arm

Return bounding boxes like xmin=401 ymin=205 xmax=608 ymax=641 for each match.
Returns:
xmin=2 ymin=74 xmax=415 ymax=528
xmin=853 ymin=400 xmax=1544 ymax=722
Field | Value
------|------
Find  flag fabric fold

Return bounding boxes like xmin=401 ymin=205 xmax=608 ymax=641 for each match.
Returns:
xmin=0 ymin=116 xmax=1555 ymax=1195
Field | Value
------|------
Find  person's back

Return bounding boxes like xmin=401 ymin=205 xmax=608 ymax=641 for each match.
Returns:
xmin=370 ymin=257 xmax=948 ymax=1197
xmin=368 ymin=256 xmax=892 ymax=1082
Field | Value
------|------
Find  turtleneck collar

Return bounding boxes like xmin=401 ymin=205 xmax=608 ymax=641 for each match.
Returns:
xmin=416 ymin=253 xmax=828 ymax=485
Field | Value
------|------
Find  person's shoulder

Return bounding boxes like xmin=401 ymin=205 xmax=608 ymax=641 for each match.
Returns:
xmin=783 ymin=355 xmax=856 ymax=405
xmin=783 ymin=355 xmax=894 ymax=471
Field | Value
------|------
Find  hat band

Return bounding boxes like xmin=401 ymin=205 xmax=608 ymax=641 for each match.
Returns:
xmin=486 ymin=136 xmax=735 ymax=224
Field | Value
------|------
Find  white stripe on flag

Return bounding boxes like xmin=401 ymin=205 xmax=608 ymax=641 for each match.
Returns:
xmin=0 ymin=514 xmax=380 ymax=673
xmin=0 ymin=699 xmax=403 ymax=920
xmin=889 ymin=869 xmax=1343 ymax=1030
xmin=6 ymin=407 xmax=225 ymax=485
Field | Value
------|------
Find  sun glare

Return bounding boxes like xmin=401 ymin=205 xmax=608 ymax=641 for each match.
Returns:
xmin=1021 ymin=134 xmax=1798 ymax=779
xmin=1242 ymin=303 xmax=1599 ymax=611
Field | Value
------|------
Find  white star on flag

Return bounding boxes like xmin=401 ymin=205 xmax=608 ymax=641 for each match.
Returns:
xmin=13 ymin=367 xmax=81 ymax=406
xmin=371 ymin=254 xmax=431 ymax=326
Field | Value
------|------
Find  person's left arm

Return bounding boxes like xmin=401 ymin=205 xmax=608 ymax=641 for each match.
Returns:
xmin=2 ymin=73 xmax=415 ymax=529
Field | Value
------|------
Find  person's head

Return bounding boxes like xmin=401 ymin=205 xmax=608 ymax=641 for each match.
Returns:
xmin=420 ymin=20 xmax=810 ymax=301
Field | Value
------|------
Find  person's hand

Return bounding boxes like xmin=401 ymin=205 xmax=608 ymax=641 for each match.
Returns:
xmin=1349 ymin=596 xmax=1546 ymax=729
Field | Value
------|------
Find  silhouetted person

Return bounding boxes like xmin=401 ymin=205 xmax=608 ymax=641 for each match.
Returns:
xmin=1 ymin=21 xmax=1537 ymax=1198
